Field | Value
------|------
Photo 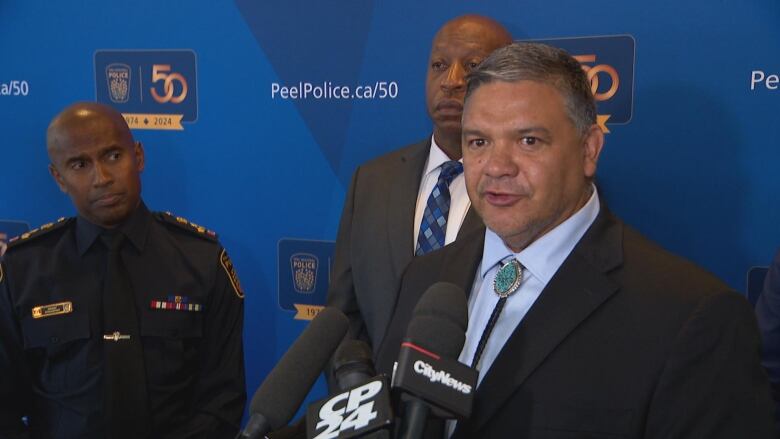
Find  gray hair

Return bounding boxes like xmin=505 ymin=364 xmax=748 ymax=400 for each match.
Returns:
xmin=465 ymin=42 xmax=596 ymax=134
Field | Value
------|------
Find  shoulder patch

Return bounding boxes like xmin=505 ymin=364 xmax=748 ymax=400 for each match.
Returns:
xmin=155 ymin=212 xmax=218 ymax=241
xmin=220 ymin=249 xmax=244 ymax=299
xmin=7 ymin=217 xmax=72 ymax=250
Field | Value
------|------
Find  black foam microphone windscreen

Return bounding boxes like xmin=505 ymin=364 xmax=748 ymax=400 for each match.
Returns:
xmin=332 ymin=339 xmax=376 ymax=391
xmin=247 ymin=306 xmax=349 ymax=433
xmin=394 ymin=282 xmax=473 ymax=439
xmin=404 ymin=282 xmax=468 ymax=358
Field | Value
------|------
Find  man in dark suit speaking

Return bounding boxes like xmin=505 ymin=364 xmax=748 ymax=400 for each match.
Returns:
xmin=376 ymin=43 xmax=776 ymax=437
xmin=327 ymin=15 xmax=511 ymax=348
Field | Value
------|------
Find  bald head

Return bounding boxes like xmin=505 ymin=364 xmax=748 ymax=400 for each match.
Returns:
xmin=47 ymin=102 xmax=134 ymax=159
xmin=47 ymin=102 xmax=144 ymax=228
xmin=426 ymin=15 xmax=512 ymax=159
xmin=434 ymin=15 xmax=512 ymax=49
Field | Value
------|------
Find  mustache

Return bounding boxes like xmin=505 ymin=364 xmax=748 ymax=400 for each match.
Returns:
xmin=477 ymin=178 xmax=529 ymax=196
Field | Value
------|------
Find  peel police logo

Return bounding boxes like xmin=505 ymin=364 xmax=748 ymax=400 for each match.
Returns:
xmin=531 ymin=35 xmax=636 ymax=133
xmin=94 ymin=50 xmax=198 ymax=130
xmin=291 ymin=253 xmax=318 ymax=294
xmin=279 ymin=239 xmax=334 ymax=320
xmin=106 ymin=63 xmax=131 ymax=103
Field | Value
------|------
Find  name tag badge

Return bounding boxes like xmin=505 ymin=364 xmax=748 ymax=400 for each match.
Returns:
xmin=32 ymin=301 xmax=73 ymax=319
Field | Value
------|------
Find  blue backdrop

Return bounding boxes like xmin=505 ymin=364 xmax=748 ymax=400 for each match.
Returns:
xmin=1 ymin=0 xmax=779 ymax=418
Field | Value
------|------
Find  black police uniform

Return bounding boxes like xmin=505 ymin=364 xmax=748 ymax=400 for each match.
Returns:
xmin=0 ymin=202 xmax=246 ymax=439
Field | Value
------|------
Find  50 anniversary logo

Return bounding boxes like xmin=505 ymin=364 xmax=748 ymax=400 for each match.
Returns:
xmin=533 ymin=35 xmax=636 ymax=133
xmin=95 ymin=50 xmax=197 ymax=130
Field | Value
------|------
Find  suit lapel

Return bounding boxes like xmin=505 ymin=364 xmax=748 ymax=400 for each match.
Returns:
xmin=438 ymin=226 xmax=486 ymax=296
xmin=374 ymin=226 xmax=485 ymax=375
xmin=386 ymin=139 xmax=429 ymax=280
xmin=457 ymin=206 xmax=483 ymax=240
xmin=464 ymin=208 xmax=624 ymax=432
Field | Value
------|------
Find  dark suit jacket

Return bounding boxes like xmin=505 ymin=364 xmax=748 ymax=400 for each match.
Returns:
xmin=756 ymin=247 xmax=780 ymax=431
xmin=327 ymin=138 xmax=481 ymax=348
xmin=376 ymin=206 xmax=776 ymax=438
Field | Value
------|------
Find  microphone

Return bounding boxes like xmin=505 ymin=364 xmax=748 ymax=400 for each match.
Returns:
xmin=332 ymin=339 xmax=375 ymax=390
xmin=306 ymin=340 xmax=393 ymax=438
xmin=391 ymin=282 xmax=476 ymax=439
xmin=236 ymin=307 xmax=350 ymax=439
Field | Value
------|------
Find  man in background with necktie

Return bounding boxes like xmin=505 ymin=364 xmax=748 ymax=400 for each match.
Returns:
xmin=0 ymin=102 xmax=246 ymax=438
xmin=327 ymin=14 xmax=512 ymax=349
xmin=376 ymin=42 xmax=776 ymax=438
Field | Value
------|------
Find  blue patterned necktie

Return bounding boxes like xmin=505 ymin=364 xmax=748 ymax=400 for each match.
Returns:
xmin=416 ymin=160 xmax=464 ymax=256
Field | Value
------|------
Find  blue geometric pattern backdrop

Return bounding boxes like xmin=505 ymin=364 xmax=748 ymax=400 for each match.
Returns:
xmin=1 ymin=0 xmax=779 ymax=420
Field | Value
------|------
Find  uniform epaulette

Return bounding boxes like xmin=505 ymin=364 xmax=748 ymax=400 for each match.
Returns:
xmin=155 ymin=212 xmax=218 ymax=241
xmin=7 ymin=217 xmax=73 ymax=249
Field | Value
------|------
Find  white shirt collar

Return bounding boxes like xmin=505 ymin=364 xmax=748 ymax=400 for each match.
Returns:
xmin=425 ymin=135 xmax=462 ymax=176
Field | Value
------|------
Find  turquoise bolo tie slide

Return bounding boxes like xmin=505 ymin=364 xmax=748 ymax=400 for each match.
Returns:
xmin=493 ymin=259 xmax=523 ymax=298
xmin=471 ymin=258 xmax=524 ymax=368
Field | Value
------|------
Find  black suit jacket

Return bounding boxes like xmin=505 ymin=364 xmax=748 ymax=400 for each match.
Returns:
xmin=327 ymin=138 xmax=481 ymax=348
xmin=376 ymin=206 xmax=776 ymax=438
xmin=757 ymin=247 xmax=780 ymax=432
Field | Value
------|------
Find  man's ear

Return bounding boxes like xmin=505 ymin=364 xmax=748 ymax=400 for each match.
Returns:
xmin=134 ymin=141 xmax=145 ymax=172
xmin=582 ymin=124 xmax=605 ymax=178
xmin=49 ymin=163 xmax=68 ymax=193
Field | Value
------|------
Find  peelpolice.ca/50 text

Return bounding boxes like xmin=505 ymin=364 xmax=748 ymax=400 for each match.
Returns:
xmin=271 ymin=81 xmax=398 ymax=100
xmin=0 ymin=80 xmax=30 ymax=96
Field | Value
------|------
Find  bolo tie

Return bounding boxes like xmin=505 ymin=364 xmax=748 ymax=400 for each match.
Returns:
xmin=470 ymin=257 xmax=524 ymax=369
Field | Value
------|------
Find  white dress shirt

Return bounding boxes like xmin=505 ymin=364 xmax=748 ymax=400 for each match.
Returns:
xmin=412 ymin=136 xmax=470 ymax=250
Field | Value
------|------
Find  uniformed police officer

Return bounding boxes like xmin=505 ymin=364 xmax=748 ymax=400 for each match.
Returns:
xmin=0 ymin=102 xmax=246 ymax=438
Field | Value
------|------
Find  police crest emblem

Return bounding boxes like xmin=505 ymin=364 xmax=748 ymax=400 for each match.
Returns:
xmin=290 ymin=253 xmax=318 ymax=294
xmin=278 ymin=239 xmax=333 ymax=320
xmin=106 ymin=63 xmax=131 ymax=103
